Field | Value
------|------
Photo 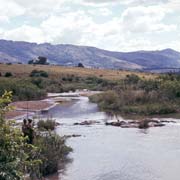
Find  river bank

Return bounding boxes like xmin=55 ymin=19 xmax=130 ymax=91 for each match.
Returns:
xmin=5 ymin=90 xmax=100 ymax=120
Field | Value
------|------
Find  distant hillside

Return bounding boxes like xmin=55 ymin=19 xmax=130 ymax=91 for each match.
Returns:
xmin=0 ymin=39 xmax=180 ymax=70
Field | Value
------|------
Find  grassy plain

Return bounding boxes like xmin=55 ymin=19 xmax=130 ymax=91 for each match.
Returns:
xmin=0 ymin=64 xmax=155 ymax=80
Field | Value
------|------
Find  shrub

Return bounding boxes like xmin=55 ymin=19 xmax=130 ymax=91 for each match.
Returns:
xmin=89 ymin=73 xmax=180 ymax=116
xmin=77 ymin=63 xmax=84 ymax=68
xmin=37 ymin=119 xmax=56 ymax=131
xmin=6 ymin=63 xmax=12 ymax=65
xmin=28 ymin=60 xmax=34 ymax=64
xmin=40 ymin=71 xmax=49 ymax=77
xmin=4 ymin=72 xmax=13 ymax=77
xmin=125 ymin=74 xmax=140 ymax=84
xmin=0 ymin=92 xmax=41 ymax=180
xmin=13 ymin=83 xmax=46 ymax=101
xmin=62 ymin=77 xmax=67 ymax=81
xmin=34 ymin=133 xmax=72 ymax=176
xmin=30 ymin=70 xmax=48 ymax=78
xmin=0 ymin=92 xmax=72 ymax=178
xmin=160 ymin=80 xmax=180 ymax=99
xmin=0 ymin=78 xmax=46 ymax=101
xmin=90 ymin=91 xmax=119 ymax=112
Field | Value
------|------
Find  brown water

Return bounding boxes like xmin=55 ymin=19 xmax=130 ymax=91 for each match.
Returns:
xmin=46 ymin=95 xmax=180 ymax=180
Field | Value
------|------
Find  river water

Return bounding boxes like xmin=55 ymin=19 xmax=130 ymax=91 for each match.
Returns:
xmin=46 ymin=95 xmax=180 ymax=180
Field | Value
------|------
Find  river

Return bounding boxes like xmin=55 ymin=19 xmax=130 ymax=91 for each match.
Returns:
xmin=45 ymin=94 xmax=180 ymax=180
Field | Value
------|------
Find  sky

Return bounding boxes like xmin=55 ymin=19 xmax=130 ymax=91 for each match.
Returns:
xmin=0 ymin=0 xmax=179 ymax=52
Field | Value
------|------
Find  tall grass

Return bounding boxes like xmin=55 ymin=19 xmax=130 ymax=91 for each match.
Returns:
xmin=90 ymin=73 xmax=180 ymax=115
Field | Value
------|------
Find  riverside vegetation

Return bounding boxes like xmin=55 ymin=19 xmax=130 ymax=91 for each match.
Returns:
xmin=0 ymin=91 xmax=72 ymax=179
xmin=90 ymin=73 xmax=180 ymax=116
xmin=0 ymin=63 xmax=153 ymax=100
xmin=0 ymin=65 xmax=125 ymax=101
xmin=0 ymin=64 xmax=180 ymax=116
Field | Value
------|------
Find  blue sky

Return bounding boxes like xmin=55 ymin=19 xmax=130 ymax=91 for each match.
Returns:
xmin=0 ymin=0 xmax=179 ymax=51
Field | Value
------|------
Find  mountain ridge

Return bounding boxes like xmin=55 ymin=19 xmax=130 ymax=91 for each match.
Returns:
xmin=0 ymin=39 xmax=180 ymax=70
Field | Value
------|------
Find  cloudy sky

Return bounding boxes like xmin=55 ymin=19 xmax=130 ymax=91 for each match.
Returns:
xmin=0 ymin=0 xmax=179 ymax=51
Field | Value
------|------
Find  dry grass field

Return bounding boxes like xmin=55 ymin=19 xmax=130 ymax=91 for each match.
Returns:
xmin=0 ymin=64 xmax=155 ymax=80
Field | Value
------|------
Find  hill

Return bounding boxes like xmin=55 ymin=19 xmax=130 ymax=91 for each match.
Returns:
xmin=0 ymin=39 xmax=180 ymax=70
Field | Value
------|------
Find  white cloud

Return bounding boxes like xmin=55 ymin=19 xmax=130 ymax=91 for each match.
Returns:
xmin=16 ymin=0 xmax=67 ymax=18
xmin=80 ymin=0 xmax=167 ymax=6
xmin=40 ymin=11 xmax=94 ymax=44
xmin=0 ymin=16 xmax=9 ymax=23
xmin=0 ymin=0 xmax=179 ymax=52
xmin=164 ymin=0 xmax=180 ymax=10
xmin=0 ymin=0 xmax=25 ymax=21
xmin=80 ymin=0 xmax=118 ymax=6
xmin=88 ymin=8 xmax=112 ymax=16
xmin=83 ymin=0 xmax=118 ymax=2
xmin=3 ymin=25 xmax=45 ymax=43
xmin=121 ymin=0 xmax=168 ymax=6
xmin=120 ymin=6 xmax=177 ymax=33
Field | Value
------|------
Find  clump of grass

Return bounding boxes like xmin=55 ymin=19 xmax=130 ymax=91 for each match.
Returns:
xmin=30 ymin=69 xmax=49 ymax=78
xmin=34 ymin=132 xmax=72 ymax=177
xmin=35 ymin=119 xmax=72 ymax=177
xmin=37 ymin=119 xmax=56 ymax=131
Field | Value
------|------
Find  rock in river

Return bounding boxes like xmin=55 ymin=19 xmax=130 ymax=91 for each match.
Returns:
xmin=105 ymin=119 xmax=168 ymax=129
xmin=74 ymin=120 xmax=100 ymax=126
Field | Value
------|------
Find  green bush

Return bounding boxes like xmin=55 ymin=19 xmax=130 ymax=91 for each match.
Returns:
xmin=34 ymin=133 xmax=72 ymax=176
xmin=37 ymin=119 xmax=56 ymax=131
xmin=89 ymin=73 xmax=180 ymax=116
xmin=0 ymin=78 xmax=46 ymax=101
xmin=0 ymin=92 xmax=41 ymax=180
xmin=90 ymin=91 xmax=119 ymax=112
xmin=30 ymin=70 xmax=48 ymax=78
xmin=4 ymin=72 xmax=13 ymax=77
xmin=125 ymin=74 xmax=140 ymax=84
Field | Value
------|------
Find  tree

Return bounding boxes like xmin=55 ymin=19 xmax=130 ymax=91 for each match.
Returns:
xmin=37 ymin=56 xmax=48 ymax=65
xmin=4 ymin=72 xmax=13 ymax=77
xmin=78 ymin=63 xmax=84 ymax=68
xmin=28 ymin=57 xmax=49 ymax=65
xmin=0 ymin=91 xmax=40 ymax=179
xmin=28 ymin=60 xmax=34 ymax=64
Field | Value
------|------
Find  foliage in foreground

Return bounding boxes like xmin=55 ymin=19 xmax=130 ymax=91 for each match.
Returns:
xmin=0 ymin=91 xmax=41 ymax=180
xmin=36 ymin=119 xmax=72 ymax=175
xmin=0 ymin=92 xmax=72 ymax=179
